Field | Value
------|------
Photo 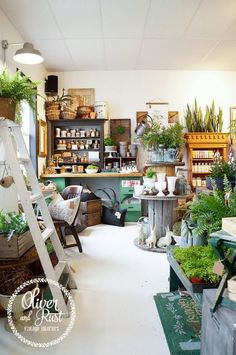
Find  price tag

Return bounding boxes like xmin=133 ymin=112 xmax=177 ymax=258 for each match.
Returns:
xmin=212 ymin=261 xmax=224 ymax=276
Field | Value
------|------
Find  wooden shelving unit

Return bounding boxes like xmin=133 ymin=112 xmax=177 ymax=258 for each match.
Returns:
xmin=185 ymin=132 xmax=230 ymax=187
xmin=47 ymin=119 xmax=107 ymax=171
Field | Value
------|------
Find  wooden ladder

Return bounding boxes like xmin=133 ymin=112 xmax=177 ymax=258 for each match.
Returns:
xmin=0 ymin=118 xmax=77 ymax=316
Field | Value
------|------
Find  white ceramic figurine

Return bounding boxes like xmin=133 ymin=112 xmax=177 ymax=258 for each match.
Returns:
xmin=157 ymin=226 xmax=174 ymax=248
xmin=146 ymin=225 xmax=157 ymax=248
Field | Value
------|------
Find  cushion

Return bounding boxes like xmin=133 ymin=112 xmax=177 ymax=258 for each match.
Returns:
xmin=48 ymin=194 xmax=80 ymax=225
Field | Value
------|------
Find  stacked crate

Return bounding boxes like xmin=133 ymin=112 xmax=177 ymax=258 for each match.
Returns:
xmin=80 ymin=199 xmax=102 ymax=226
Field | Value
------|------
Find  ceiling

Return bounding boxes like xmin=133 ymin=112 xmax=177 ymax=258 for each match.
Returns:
xmin=1 ymin=0 xmax=236 ymax=71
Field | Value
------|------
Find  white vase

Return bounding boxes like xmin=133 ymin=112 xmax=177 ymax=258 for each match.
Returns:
xmin=157 ymin=172 xmax=166 ymax=182
xmin=143 ymin=177 xmax=156 ymax=189
xmin=155 ymin=181 xmax=166 ymax=196
xmin=167 ymin=176 xmax=177 ymax=196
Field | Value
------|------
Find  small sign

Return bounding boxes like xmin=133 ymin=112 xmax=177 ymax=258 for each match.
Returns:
xmin=212 ymin=261 xmax=224 ymax=276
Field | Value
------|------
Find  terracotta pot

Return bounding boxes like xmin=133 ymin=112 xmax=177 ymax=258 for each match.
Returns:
xmin=0 ymin=97 xmax=16 ymax=120
xmin=190 ymin=277 xmax=205 ymax=284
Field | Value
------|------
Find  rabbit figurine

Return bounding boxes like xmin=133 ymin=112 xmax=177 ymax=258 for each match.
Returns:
xmin=146 ymin=225 xmax=157 ymax=248
xmin=138 ymin=223 xmax=146 ymax=245
xmin=157 ymin=226 xmax=174 ymax=248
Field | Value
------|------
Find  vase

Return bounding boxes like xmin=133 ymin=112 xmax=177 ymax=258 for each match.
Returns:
xmin=164 ymin=148 xmax=177 ymax=162
xmin=156 ymin=172 xmax=166 ymax=182
xmin=143 ymin=177 xmax=156 ymax=189
xmin=155 ymin=181 xmax=166 ymax=196
xmin=167 ymin=176 xmax=177 ymax=196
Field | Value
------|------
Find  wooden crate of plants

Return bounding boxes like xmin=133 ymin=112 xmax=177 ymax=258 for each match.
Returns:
xmin=0 ymin=230 xmax=34 ymax=260
xmin=80 ymin=199 xmax=102 ymax=226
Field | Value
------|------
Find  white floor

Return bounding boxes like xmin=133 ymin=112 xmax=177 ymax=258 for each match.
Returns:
xmin=0 ymin=223 xmax=170 ymax=355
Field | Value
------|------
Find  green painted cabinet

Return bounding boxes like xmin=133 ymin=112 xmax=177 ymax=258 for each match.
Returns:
xmin=119 ymin=177 xmax=142 ymax=222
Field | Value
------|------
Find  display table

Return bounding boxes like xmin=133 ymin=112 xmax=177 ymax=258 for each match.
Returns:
xmin=138 ymin=194 xmax=189 ymax=238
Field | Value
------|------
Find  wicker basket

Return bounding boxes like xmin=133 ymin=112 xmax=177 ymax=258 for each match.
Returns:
xmin=46 ymin=109 xmax=61 ymax=120
xmin=61 ymin=110 xmax=77 ymax=120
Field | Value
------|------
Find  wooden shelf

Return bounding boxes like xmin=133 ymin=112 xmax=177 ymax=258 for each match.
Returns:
xmin=55 ymin=137 xmax=101 ymax=140
xmin=192 ymin=172 xmax=210 ymax=175
xmin=192 ymin=158 xmax=213 ymax=161
xmin=54 ymin=149 xmax=100 ymax=152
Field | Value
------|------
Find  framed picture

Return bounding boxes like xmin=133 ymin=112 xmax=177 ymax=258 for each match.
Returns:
xmin=68 ymin=88 xmax=95 ymax=111
xmin=136 ymin=111 xmax=148 ymax=124
xmin=38 ymin=119 xmax=47 ymax=157
xmin=230 ymin=106 xmax=236 ymax=141
xmin=168 ymin=111 xmax=179 ymax=124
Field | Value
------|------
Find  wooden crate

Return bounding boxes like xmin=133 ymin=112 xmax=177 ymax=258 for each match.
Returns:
xmin=0 ymin=230 xmax=34 ymax=260
xmin=85 ymin=211 xmax=102 ymax=226
xmin=80 ymin=199 xmax=102 ymax=214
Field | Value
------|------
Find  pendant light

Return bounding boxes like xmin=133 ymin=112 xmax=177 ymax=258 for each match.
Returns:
xmin=1 ymin=40 xmax=44 ymax=65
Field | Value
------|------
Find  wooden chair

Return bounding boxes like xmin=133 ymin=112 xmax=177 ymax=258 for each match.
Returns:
xmin=53 ymin=185 xmax=83 ymax=253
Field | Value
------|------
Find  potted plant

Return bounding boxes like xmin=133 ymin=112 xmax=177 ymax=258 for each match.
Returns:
xmin=44 ymin=89 xmax=73 ymax=120
xmin=143 ymin=168 xmax=156 ymax=188
xmin=206 ymin=160 xmax=236 ymax=190
xmin=0 ymin=211 xmax=33 ymax=259
xmin=185 ymin=99 xmax=223 ymax=132
xmin=185 ymin=176 xmax=236 ymax=244
xmin=162 ymin=123 xmax=185 ymax=161
xmin=173 ymin=245 xmax=221 ymax=285
xmin=0 ymin=69 xmax=39 ymax=122
xmin=104 ymin=136 xmax=117 ymax=152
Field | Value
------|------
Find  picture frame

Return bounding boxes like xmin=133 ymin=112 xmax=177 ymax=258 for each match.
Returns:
xmin=68 ymin=88 xmax=95 ymax=111
xmin=230 ymin=106 xmax=236 ymax=141
xmin=136 ymin=111 xmax=148 ymax=124
xmin=168 ymin=111 xmax=179 ymax=124
xmin=38 ymin=119 xmax=47 ymax=157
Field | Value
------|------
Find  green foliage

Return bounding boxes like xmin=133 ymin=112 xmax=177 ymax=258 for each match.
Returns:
xmin=104 ymin=136 xmax=116 ymax=146
xmin=145 ymin=168 xmax=156 ymax=178
xmin=185 ymin=99 xmax=223 ymax=132
xmin=173 ymin=245 xmax=221 ymax=283
xmin=141 ymin=122 xmax=184 ymax=149
xmin=0 ymin=211 xmax=29 ymax=238
xmin=0 ymin=69 xmax=39 ymax=115
xmin=210 ymin=160 xmax=236 ymax=179
xmin=186 ymin=180 xmax=236 ymax=238
xmin=87 ymin=164 xmax=99 ymax=169
xmin=116 ymin=125 xmax=126 ymax=134
xmin=46 ymin=240 xmax=55 ymax=255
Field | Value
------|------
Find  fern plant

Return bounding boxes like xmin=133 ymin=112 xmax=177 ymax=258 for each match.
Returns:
xmin=186 ymin=177 xmax=236 ymax=238
xmin=0 ymin=69 xmax=39 ymax=117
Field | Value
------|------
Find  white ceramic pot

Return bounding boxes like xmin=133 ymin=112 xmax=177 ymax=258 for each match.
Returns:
xmin=156 ymin=172 xmax=166 ymax=182
xmin=143 ymin=177 xmax=156 ymax=189
xmin=167 ymin=176 xmax=177 ymax=196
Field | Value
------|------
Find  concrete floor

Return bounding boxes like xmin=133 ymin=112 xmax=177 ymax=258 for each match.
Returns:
xmin=0 ymin=223 xmax=170 ymax=355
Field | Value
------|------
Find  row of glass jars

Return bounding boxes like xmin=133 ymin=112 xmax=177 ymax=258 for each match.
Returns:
xmin=147 ymin=145 xmax=177 ymax=163
xmin=57 ymin=140 xmax=100 ymax=150
xmin=55 ymin=128 xmax=100 ymax=138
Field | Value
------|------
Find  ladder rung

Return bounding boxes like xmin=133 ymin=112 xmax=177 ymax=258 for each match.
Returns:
xmin=42 ymin=228 xmax=55 ymax=242
xmin=30 ymin=194 xmax=43 ymax=203
xmin=54 ymin=261 xmax=67 ymax=280
xmin=18 ymin=157 xmax=30 ymax=164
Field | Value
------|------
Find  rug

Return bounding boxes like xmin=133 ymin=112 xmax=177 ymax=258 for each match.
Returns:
xmin=153 ymin=292 xmax=201 ymax=355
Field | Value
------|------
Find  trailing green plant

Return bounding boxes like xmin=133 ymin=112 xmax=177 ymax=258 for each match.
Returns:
xmin=173 ymin=245 xmax=221 ymax=284
xmin=185 ymin=177 xmax=236 ymax=238
xmin=0 ymin=69 xmax=39 ymax=121
xmin=185 ymin=99 xmax=223 ymax=132
xmin=104 ymin=136 xmax=116 ymax=146
xmin=0 ymin=211 xmax=29 ymax=239
xmin=145 ymin=168 xmax=156 ymax=178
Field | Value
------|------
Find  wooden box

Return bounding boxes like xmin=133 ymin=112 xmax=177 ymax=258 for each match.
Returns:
xmin=80 ymin=199 xmax=102 ymax=226
xmin=0 ymin=230 xmax=34 ymax=260
xmin=85 ymin=211 xmax=102 ymax=226
xmin=110 ymin=119 xmax=131 ymax=144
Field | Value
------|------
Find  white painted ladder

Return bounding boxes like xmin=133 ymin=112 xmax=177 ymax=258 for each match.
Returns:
xmin=0 ymin=118 xmax=77 ymax=316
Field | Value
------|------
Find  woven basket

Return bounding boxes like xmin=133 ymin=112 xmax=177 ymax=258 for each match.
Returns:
xmin=47 ymin=110 xmax=61 ymax=120
xmin=61 ymin=110 xmax=77 ymax=120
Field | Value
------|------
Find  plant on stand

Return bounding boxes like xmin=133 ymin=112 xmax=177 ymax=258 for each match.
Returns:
xmin=104 ymin=136 xmax=117 ymax=153
xmin=143 ymin=168 xmax=156 ymax=189
xmin=206 ymin=160 xmax=236 ymax=190
xmin=0 ymin=69 xmax=39 ymax=122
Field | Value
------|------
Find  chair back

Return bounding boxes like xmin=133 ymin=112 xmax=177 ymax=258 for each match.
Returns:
xmin=61 ymin=185 xmax=83 ymax=225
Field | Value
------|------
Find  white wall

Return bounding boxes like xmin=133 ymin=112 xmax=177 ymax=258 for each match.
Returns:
xmin=50 ymin=70 xmax=236 ymax=135
xmin=0 ymin=8 xmax=47 ymax=211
